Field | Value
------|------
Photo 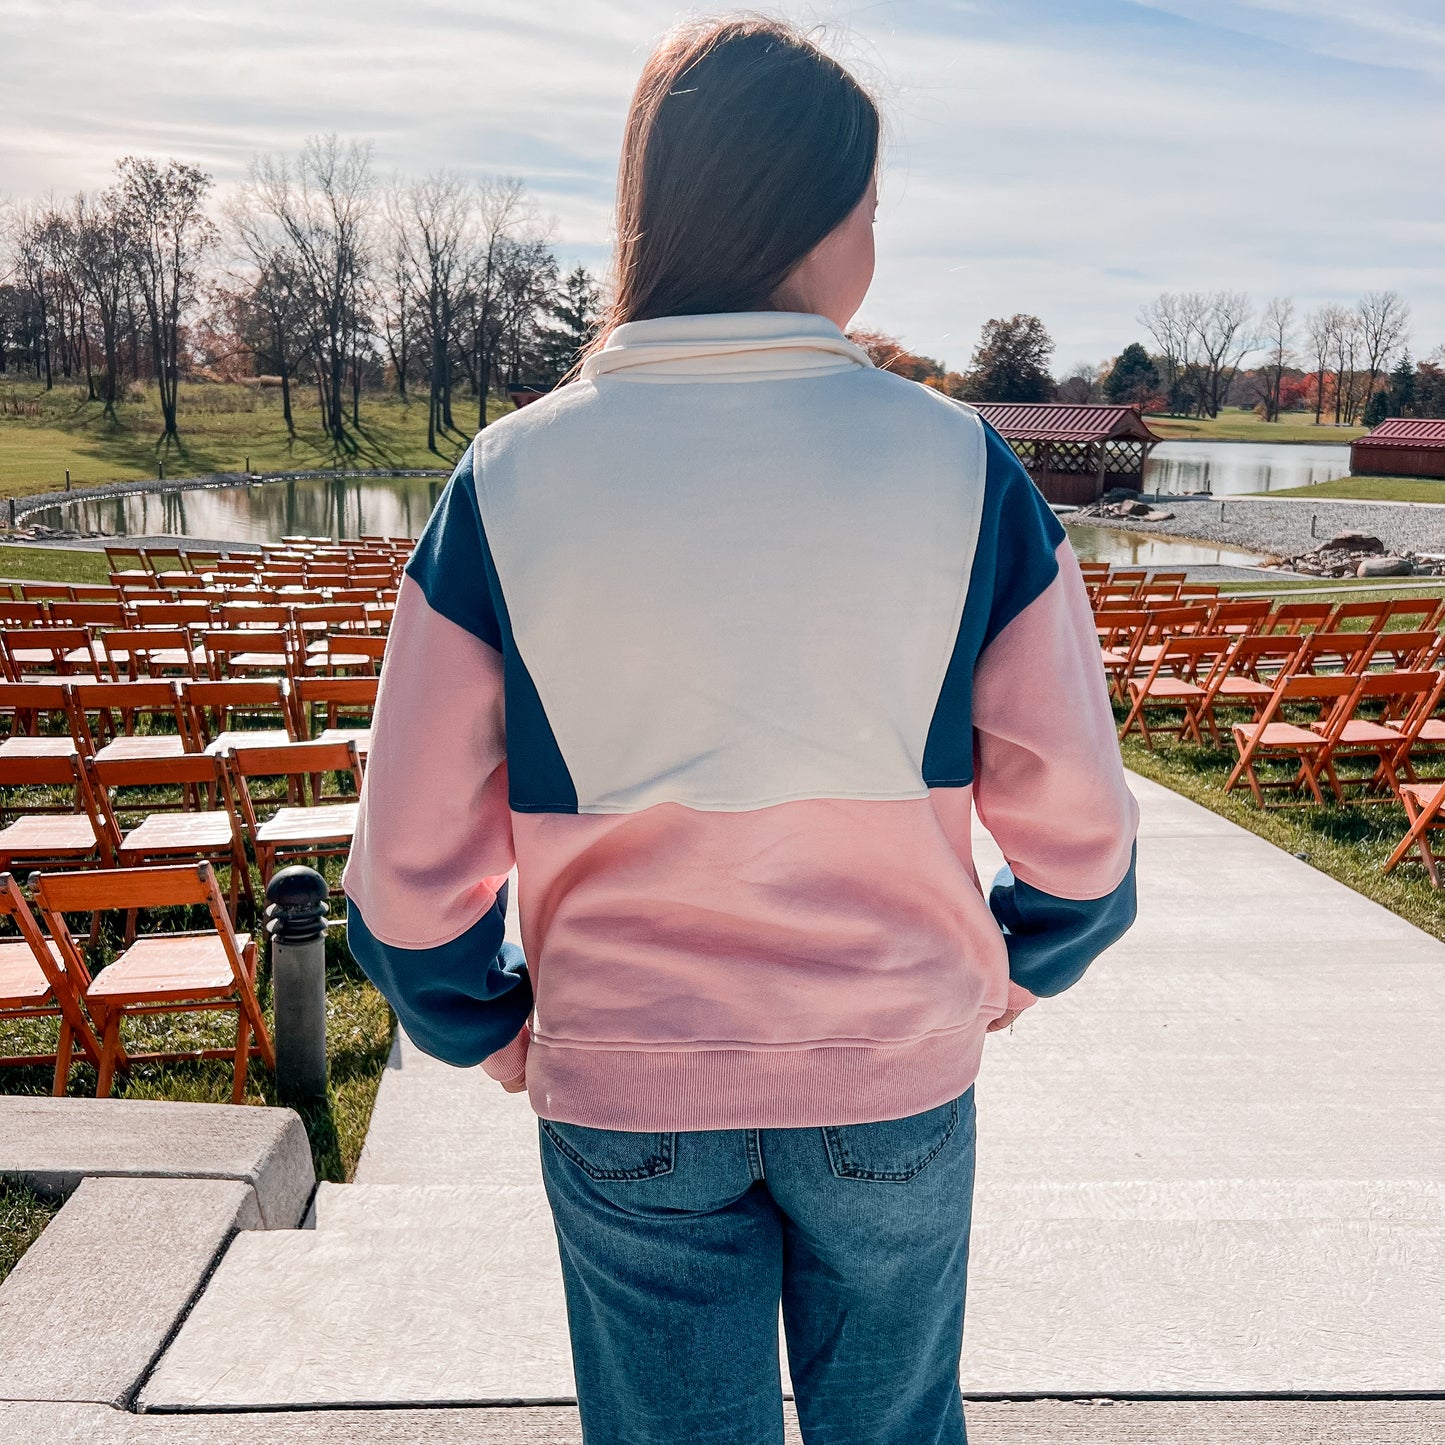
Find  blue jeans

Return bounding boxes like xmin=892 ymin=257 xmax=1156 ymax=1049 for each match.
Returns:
xmin=539 ymin=1085 xmax=976 ymax=1445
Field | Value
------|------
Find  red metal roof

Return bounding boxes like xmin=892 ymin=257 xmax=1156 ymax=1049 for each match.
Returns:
xmin=972 ymin=403 xmax=1160 ymax=444
xmin=1355 ymin=418 xmax=1445 ymax=450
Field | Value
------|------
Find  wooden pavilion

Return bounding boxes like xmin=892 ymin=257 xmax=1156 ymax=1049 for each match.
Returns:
xmin=1351 ymin=419 xmax=1445 ymax=480
xmin=973 ymin=403 xmax=1162 ymax=505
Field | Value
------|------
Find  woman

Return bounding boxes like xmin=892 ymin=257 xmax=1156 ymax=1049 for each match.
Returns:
xmin=344 ymin=15 xmax=1138 ymax=1445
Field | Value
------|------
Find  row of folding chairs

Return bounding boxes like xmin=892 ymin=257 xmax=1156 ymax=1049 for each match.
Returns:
xmin=0 ymin=735 xmax=366 ymax=916
xmin=0 ymin=621 xmax=388 ymax=687
xmin=0 ymin=676 xmax=375 ymax=762
xmin=0 ymin=861 xmax=270 ymax=1100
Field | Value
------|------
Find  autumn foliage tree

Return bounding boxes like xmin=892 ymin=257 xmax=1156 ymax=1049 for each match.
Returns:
xmin=958 ymin=314 xmax=1056 ymax=403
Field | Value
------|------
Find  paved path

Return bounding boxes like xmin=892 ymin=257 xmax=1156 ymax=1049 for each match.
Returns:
xmin=139 ymin=773 xmax=1445 ymax=1414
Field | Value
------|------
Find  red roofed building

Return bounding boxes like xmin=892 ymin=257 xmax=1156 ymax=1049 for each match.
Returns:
xmin=1351 ymin=418 xmax=1445 ymax=480
xmin=972 ymin=403 xmax=1162 ymax=505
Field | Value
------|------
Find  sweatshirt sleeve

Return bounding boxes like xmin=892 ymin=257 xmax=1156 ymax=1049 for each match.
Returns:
xmin=970 ymin=423 xmax=1140 ymax=1002
xmin=341 ymin=445 xmax=532 ymax=1076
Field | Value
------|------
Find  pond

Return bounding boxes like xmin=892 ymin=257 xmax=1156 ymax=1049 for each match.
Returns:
xmin=1145 ymin=440 xmax=1352 ymax=496
xmin=27 ymin=463 xmax=1273 ymax=570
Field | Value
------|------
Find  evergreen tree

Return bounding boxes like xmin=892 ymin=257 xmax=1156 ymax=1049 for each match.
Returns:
xmin=1387 ymin=352 xmax=1417 ymax=417
xmin=1363 ymin=387 xmax=1390 ymax=428
xmin=535 ymin=265 xmax=602 ymax=383
xmin=1103 ymin=343 xmax=1160 ymax=406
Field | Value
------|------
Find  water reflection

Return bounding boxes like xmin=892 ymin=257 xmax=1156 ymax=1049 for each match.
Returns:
xmin=1146 ymin=441 xmax=1351 ymax=497
xmin=1064 ymin=523 xmax=1262 ymax=569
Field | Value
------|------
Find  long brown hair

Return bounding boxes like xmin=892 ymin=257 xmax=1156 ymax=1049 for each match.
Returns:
xmin=570 ymin=16 xmax=880 ymax=379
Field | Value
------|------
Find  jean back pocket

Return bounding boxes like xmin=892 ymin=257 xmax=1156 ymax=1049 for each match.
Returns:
xmin=541 ymin=1119 xmax=677 ymax=1181
xmin=821 ymin=1094 xmax=964 ymax=1182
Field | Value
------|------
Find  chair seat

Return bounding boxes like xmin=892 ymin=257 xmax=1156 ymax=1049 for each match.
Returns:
xmin=226 ymin=655 xmax=290 ymax=672
xmin=1233 ymin=722 xmax=1325 ymax=748
xmin=1400 ymin=782 xmax=1445 ymax=809
xmin=0 ymin=736 xmax=78 ymax=759
xmin=204 ymin=729 xmax=293 ymax=756
xmin=1326 ymin=720 xmax=1404 ymax=745
xmin=255 ymin=803 xmax=358 ymax=844
xmin=0 ymin=937 xmax=65 ymax=1002
xmin=1413 ymin=719 xmax=1445 ymax=742
xmin=1133 ymin=678 xmax=1204 ymax=699
xmin=0 ymin=814 xmax=100 ymax=856
xmin=1216 ymin=677 xmax=1273 ymax=698
xmin=137 ymin=647 xmax=206 ymax=669
xmin=94 ymin=735 xmax=188 ymax=763
xmin=120 ymin=811 xmax=236 ymax=856
xmin=88 ymin=931 xmax=251 ymax=1003
xmin=314 ymin=727 xmax=371 ymax=755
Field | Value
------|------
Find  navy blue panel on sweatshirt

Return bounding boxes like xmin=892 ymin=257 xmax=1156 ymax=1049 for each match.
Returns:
xmin=988 ymin=842 xmax=1138 ymax=997
xmin=406 ymin=445 xmax=578 ymax=815
xmin=922 ymin=419 xmax=1065 ymax=788
xmin=346 ymin=896 xmax=533 ymax=1067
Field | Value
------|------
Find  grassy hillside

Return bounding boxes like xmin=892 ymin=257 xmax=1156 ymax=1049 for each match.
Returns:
xmin=0 ymin=379 xmax=515 ymax=498
xmin=1145 ymin=408 xmax=1365 ymax=444
xmin=1264 ymin=474 xmax=1445 ymax=502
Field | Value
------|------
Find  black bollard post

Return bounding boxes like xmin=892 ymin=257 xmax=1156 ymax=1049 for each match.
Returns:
xmin=264 ymin=866 xmax=331 ymax=1104
xmin=65 ymin=469 xmax=71 ymax=491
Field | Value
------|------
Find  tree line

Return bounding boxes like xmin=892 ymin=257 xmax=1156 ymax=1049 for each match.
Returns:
xmin=0 ymin=136 xmax=603 ymax=452
xmin=855 ymin=290 xmax=1443 ymax=424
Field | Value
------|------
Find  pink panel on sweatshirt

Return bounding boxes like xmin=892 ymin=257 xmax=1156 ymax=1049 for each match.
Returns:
xmin=511 ymin=792 xmax=1011 ymax=1062
xmin=341 ymin=574 xmax=513 ymax=947
xmin=971 ymin=541 xmax=1139 ymax=900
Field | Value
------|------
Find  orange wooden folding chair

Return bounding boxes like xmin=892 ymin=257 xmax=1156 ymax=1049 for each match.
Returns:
xmin=182 ymin=678 xmax=299 ymax=755
xmin=30 ymin=862 xmax=273 ymax=1101
xmin=1119 ymin=634 xmax=1234 ymax=748
xmin=1324 ymin=599 xmax=1393 ymax=635
xmin=84 ymin=752 xmax=254 ymax=916
xmin=1382 ymin=777 xmax=1445 ymax=886
xmin=1313 ymin=670 xmax=1440 ymax=800
xmin=0 ymin=871 xmax=103 ymax=1093
xmin=1224 ymin=672 xmax=1359 ymax=806
xmin=0 ymin=751 xmax=114 ymax=872
xmin=0 ymin=680 xmax=76 ymax=757
xmin=294 ymin=676 xmax=376 ymax=760
xmin=66 ymin=680 xmax=192 ymax=764
xmin=201 ymin=628 xmax=296 ymax=682
xmin=1 ymin=627 xmax=111 ymax=681
xmin=104 ymin=627 xmax=207 ymax=682
xmin=1205 ymin=598 xmax=1272 ymax=637
xmin=1190 ymin=634 xmax=1306 ymax=747
xmin=224 ymin=739 xmax=363 ymax=884
xmin=1366 ymin=629 xmax=1442 ymax=672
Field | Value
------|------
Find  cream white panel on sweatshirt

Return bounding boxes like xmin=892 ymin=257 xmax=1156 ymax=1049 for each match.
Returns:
xmin=472 ymin=365 xmax=988 ymax=815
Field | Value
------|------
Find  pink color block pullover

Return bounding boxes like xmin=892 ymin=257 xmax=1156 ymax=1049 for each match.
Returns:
xmin=342 ymin=311 xmax=1140 ymax=1131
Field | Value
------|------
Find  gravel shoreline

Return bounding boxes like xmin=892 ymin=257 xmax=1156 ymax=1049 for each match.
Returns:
xmin=1081 ymin=497 xmax=1445 ymax=563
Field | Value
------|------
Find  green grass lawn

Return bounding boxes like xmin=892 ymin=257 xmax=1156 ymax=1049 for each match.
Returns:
xmin=0 ymin=545 xmax=115 ymax=586
xmin=0 ymin=1177 xmax=59 ymax=1285
xmin=0 ymin=379 xmax=514 ymax=499
xmin=1265 ymin=474 xmax=1445 ymax=503
xmin=1145 ymin=408 xmax=1365 ymax=444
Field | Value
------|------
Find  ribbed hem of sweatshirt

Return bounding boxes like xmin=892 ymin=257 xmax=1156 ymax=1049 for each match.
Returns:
xmin=525 ymin=1025 xmax=991 ymax=1131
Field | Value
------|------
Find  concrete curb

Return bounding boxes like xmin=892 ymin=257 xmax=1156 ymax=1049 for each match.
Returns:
xmin=0 ymin=1096 xmax=315 ymax=1229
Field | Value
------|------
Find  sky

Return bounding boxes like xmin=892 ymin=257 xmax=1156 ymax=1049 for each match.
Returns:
xmin=2 ymin=0 xmax=1441 ymax=374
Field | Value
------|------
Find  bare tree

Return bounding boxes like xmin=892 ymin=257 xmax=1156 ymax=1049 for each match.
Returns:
xmin=458 ymin=178 xmax=525 ymax=429
xmin=1190 ymin=291 xmax=1254 ymax=419
xmin=247 ymin=136 xmax=374 ymax=446
xmin=68 ymin=189 xmax=135 ymax=417
xmin=386 ymin=172 xmax=474 ymax=453
xmin=1138 ymin=293 xmax=1193 ymax=412
xmin=1304 ymin=304 xmax=1343 ymax=425
xmin=6 ymin=201 xmax=57 ymax=386
xmin=1357 ymin=289 xmax=1410 ymax=412
xmin=1331 ymin=311 xmax=1363 ymax=425
xmin=116 ymin=156 xmax=217 ymax=443
xmin=1256 ymin=296 xmax=1295 ymax=422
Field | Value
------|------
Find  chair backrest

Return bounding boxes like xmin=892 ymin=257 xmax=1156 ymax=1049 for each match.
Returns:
xmin=224 ymin=738 xmax=362 ymax=783
xmin=66 ymin=680 xmax=189 ymax=750
xmin=103 ymin=629 xmax=199 ymax=681
xmin=86 ymin=749 xmax=225 ymax=794
xmin=181 ymin=678 xmax=296 ymax=744
xmin=1267 ymin=601 xmax=1333 ymax=635
xmin=17 ymin=586 xmax=71 ymax=603
xmin=1365 ymin=630 xmax=1439 ymax=670
xmin=131 ymin=601 xmax=213 ymax=628
xmin=1221 ymin=634 xmax=1305 ymax=678
xmin=1318 ymin=669 xmax=1442 ymax=747
xmin=46 ymin=602 xmax=127 ymax=629
xmin=1382 ymin=598 xmax=1443 ymax=631
xmin=1208 ymin=599 xmax=1273 ymax=634
xmin=201 ymin=630 xmax=294 ymax=677
xmin=0 ymin=602 xmax=50 ymax=627
xmin=0 ymin=680 xmax=73 ymax=734
xmin=1 ymin=627 xmax=108 ymax=680
xmin=1297 ymin=631 xmax=1375 ymax=674
xmin=1325 ymin=600 xmax=1392 ymax=633
xmin=0 ymin=751 xmax=113 ymax=862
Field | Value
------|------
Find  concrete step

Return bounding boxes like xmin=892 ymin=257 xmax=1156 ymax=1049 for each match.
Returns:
xmin=139 ymin=1205 xmax=1445 ymax=1410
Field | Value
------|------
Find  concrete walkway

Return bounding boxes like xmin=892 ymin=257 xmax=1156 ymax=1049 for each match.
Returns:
xmin=137 ymin=773 xmax=1445 ymax=1416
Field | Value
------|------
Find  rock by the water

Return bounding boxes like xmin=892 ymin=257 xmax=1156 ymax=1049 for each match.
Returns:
xmin=1357 ymin=555 xmax=1414 ymax=578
